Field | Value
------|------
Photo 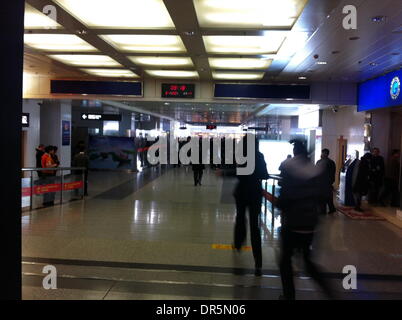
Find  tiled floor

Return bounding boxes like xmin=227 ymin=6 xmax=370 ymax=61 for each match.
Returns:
xmin=22 ymin=166 xmax=402 ymax=299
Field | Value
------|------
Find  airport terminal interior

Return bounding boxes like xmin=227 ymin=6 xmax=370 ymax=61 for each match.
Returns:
xmin=16 ymin=0 xmax=402 ymax=299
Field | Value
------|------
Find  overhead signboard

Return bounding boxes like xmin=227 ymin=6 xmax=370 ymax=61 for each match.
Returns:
xmin=214 ymin=83 xmax=310 ymax=100
xmin=162 ymin=83 xmax=195 ymax=98
xmin=81 ymin=113 xmax=122 ymax=121
xmin=51 ymin=80 xmax=142 ymax=96
xmin=358 ymin=69 xmax=402 ymax=111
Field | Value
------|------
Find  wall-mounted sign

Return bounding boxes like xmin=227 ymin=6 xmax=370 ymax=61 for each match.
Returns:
xmin=51 ymin=80 xmax=142 ymax=96
xmin=81 ymin=113 xmax=122 ymax=121
xmin=162 ymin=83 xmax=195 ymax=98
xmin=22 ymin=113 xmax=29 ymax=127
xmin=358 ymin=69 xmax=402 ymax=111
xmin=62 ymin=120 xmax=71 ymax=146
xmin=206 ymin=125 xmax=217 ymax=130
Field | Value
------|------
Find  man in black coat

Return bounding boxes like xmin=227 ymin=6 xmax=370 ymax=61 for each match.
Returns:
xmin=35 ymin=144 xmax=45 ymax=177
xmin=316 ymin=149 xmax=336 ymax=214
xmin=278 ymin=140 xmax=334 ymax=300
xmin=368 ymin=147 xmax=385 ymax=204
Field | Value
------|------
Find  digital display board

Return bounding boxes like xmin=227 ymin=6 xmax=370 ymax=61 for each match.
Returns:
xmin=162 ymin=84 xmax=195 ymax=98
xmin=358 ymin=69 xmax=402 ymax=111
xmin=206 ymin=125 xmax=217 ymax=130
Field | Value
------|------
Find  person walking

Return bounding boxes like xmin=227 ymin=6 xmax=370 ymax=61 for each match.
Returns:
xmin=232 ymin=138 xmax=269 ymax=276
xmin=352 ymin=153 xmax=372 ymax=212
xmin=73 ymin=145 xmax=90 ymax=196
xmin=316 ymin=148 xmax=336 ymax=214
xmin=379 ymin=149 xmax=400 ymax=207
xmin=278 ymin=139 xmax=334 ymax=300
xmin=368 ymin=147 xmax=385 ymax=204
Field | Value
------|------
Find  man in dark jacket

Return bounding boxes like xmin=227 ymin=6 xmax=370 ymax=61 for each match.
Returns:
xmin=316 ymin=149 xmax=336 ymax=214
xmin=379 ymin=149 xmax=400 ymax=207
xmin=233 ymin=140 xmax=269 ymax=276
xmin=35 ymin=144 xmax=45 ymax=177
xmin=278 ymin=139 xmax=334 ymax=300
xmin=353 ymin=153 xmax=372 ymax=212
xmin=368 ymin=147 xmax=385 ymax=204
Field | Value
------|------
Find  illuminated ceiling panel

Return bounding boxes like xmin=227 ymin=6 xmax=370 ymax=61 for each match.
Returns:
xmin=24 ymin=34 xmax=98 ymax=52
xmin=209 ymin=58 xmax=272 ymax=70
xmin=54 ymin=0 xmax=174 ymax=29
xmin=194 ymin=0 xmax=308 ymax=28
xmin=24 ymin=4 xmax=62 ymax=29
xmin=48 ymin=54 xmax=121 ymax=67
xmin=213 ymin=72 xmax=264 ymax=80
xmin=100 ymin=35 xmax=186 ymax=53
xmin=203 ymin=34 xmax=286 ymax=55
xmin=129 ymin=56 xmax=193 ymax=67
xmin=145 ymin=70 xmax=199 ymax=78
xmin=81 ymin=68 xmax=139 ymax=77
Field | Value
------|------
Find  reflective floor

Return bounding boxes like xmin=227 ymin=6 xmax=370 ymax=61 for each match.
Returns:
xmin=22 ymin=167 xmax=402 ymax=300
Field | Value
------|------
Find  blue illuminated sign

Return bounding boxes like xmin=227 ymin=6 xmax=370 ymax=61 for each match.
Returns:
xmin=358 ymin=69 xmax=402 ymax=111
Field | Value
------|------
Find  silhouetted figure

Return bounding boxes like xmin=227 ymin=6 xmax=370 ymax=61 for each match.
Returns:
xmin=316 ymin=148 xmax=336 ymax=214
xmin=35 ymin=144 xmax=45 ymax=178
xmin=368 ymin=147 xmax=385 ymax=204
xmin=233 ymin=139 xmax=269 ymax=276
xmin=379 ymin=149 xmax=400 ymax=207
xmin=352 ymin=153 xmax=372 ymax=212
xmin=278 ymin=139 xmax=334 ymax=300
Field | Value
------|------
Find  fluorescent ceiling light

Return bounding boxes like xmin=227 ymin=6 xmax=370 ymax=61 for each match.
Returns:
xmin=129 ymin=56 xmax=193 ymax=67
xmin=48 ymin=54 xmax=121 ymax=67
xmin=145 ymin=70 xmax=199 ymax=78
xmin=276 ymin=32 xmax=310 ymax=57
xmin=54 ymin=0 xmax=174 ymax=29
xmin=213 ymin=72 xmax=264 ymax=80
xmin=81 ymin=68 xmax=139 ymax=77
xmin=209 ymin=58 xmax=272 ymax=69
xmin=24 ymin=34 xmax=97 ymax=52
xmin=203 ymin=34 xmax=286 ymax=55
xmin=100 ymin=35 xmax=186 ymax=53
xmin=194 ymin=0 xmax=308 ymax=28
xmin=24 ymin=4 xmax=62 ymax=29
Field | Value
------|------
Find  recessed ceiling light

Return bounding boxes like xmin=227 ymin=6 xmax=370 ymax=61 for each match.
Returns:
xmin=100 ymin=35 xmax=186 ymax=53
xmin=332 ymin=50 xmax=340 ymax=54
xmin=349 ymin=36 xmax=360 ymax=40
xmin=24 ymin=34 xmax=97 ymax=52
xmin=316 ymin=61 xmax=327 ymax=65
xmin=128 ymin=56 xmax=193 ymax=67
xmin=81 ymin=68 xmax=139 ymax=77
xmin=203 ymin=34 xmax=287 ymax=55
xmin=209 ymin=58 xmax=272 ymax=70
xmin=24 ymin=4 xmax=62 ymax=29
xmin=298 ymin=76 xmax=307 ymax=80
xmin=48 ymin=54 xmax=121 ymax=67
xmin=212 ymin=72 xmax=264 ymax=80
xmin=145 ymin=70 xmax=199 ymax=78
xmin=54 ymin=0 xmax=174 ymax=29
xmin=184 ymin=31 xmax=196 ymax=36
xmin=194 ymin=0 xmax=308 ymax=28
xmin=370 ymin=62 xmax=378 ymax=66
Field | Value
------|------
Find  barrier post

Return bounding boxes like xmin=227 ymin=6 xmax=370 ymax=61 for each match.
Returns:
xmin=264 ymin=180 xmax=268 ymax=215
xmin=60 ymin=170 xmax=64 ymax=205
xmin=272 ymin=181 xmax=276 ymax=228
xmin=29 ymin=170 xmax=33 ymax=211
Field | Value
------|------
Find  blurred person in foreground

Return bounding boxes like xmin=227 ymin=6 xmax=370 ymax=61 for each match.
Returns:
xmin=278 ymin=139 xmax=335 ymax=300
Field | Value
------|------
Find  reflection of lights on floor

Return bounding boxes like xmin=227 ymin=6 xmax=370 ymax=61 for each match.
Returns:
xmin=137 ymin=158 xmax=143 ymax=172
